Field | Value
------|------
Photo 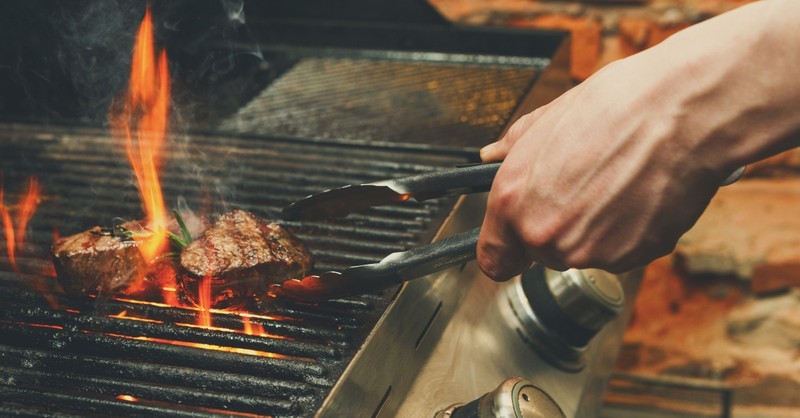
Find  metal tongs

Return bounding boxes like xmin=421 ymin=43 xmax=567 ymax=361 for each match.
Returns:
xmin=272 ymin=163 xmax=747 ymax=301
xmin=273 ymin=163 xmax=500 ymax=301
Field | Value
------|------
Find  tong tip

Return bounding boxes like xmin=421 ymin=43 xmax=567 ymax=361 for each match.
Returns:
xmin=271 ymin=273 xmax=346 ymax=301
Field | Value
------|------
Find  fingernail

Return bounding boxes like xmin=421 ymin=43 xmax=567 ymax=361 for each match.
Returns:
xmin=479 ymin=142 xmax=496 ymax=161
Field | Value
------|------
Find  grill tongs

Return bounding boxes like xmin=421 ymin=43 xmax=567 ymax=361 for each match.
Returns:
xmin=273 ymin=163 xmax=500 ymax=301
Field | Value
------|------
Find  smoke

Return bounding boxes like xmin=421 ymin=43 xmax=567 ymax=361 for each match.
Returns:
xmin=0 ymin=1 xmax=265 ymax=213
xmin=222 ymin=0 xmax=246 ymax=26
xmin=51 ymin=2 xmax=142 ymax=122
xmin=166 ymin=0 xmax=263 ymax=85
xmin=0 ymin=0 xmax=263 ymax=124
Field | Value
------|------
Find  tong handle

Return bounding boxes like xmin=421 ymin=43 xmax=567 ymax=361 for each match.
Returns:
xmin=380 ymin=163 xmax=500 ymax=202
xmin=345 ymin=227 xmax=480 ymax=286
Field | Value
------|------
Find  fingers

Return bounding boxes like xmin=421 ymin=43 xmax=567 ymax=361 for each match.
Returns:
xmin=480 ymin=110 xmax=541 ymax=162
xmin=477 ymin=217 xmax=530 ymax=281
xmin=478 ymin=216 xmax=570 ymax=281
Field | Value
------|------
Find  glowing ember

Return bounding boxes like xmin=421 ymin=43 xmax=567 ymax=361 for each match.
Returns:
xmin=114 ymin=334 xmax=298 ymax=360
xmin=109 ymin=6 xmax=171 ymax=264
xmin=108 ymin=310 xmax=163 ymax=324
xmin=116 ymin=394 xmax=139 ymax=402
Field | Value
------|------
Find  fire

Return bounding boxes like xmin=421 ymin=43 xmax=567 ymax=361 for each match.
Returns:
xmin=16 ymin=178 xmax=41 ymax=249
xmin=241 ymin=315 xmax=266 ymax=336
xmin=198 ymin=276 xmax=212 ymax=327
xmin=109 ymin=6 xmax=170 ymax=264
xmin=1 ymin=209 xmax=14 ymax=270
xmin=0 ymin=177 xmax=42 ymax=272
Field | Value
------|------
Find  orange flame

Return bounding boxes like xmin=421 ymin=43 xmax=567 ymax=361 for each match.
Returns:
xmin=16 ymin=177 xmax=41 ymax=249
xmin=198 ymin=276 xmax=212 ymax=328
xmin=162 ymin=284 xmax=179 ymax=307
xmin=110 ymin=6 xmax=170 ymax=264
xmin=1 ymin=207 xmax=14 ymax=270
xmin=1 ymin=177 xmax=41 ymax=272
xmin=241 ymin=315 xmax=266 ymax=336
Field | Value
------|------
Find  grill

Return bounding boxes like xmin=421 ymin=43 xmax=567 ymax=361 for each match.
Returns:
xmin=0 ymin=123 xmax=475 ymax=417
xmin=0 ymin=2 xmax=577 ymax=416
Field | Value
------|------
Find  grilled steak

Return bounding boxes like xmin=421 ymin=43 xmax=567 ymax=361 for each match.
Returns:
xmin=52 ymin=226 xmax=145 ymax=297
xmin=180 ymin=210 xmax=312 ymax=307
xmin=52 ymin=211 xmax=208 ymax=298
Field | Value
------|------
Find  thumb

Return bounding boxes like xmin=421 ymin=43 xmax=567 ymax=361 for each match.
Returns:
xmin=480 ymin=110 xmax=540 ymax=162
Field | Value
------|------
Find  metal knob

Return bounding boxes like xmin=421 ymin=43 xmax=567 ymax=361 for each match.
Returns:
xmin=531 ymin=268 xmax=624 ymax=347
xmin=504 ymin=266 xmax=625 ymax=371
xmin=434 ymin=377 xmax=565 ymax=418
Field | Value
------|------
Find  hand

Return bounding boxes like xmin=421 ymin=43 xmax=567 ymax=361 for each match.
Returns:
xmin=476 ymin=0 xmax=800 ymax=281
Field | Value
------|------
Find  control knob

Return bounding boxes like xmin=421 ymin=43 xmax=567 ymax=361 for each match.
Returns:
xmin=433 ymin=377 xmax=565 ymax=418
xmin=506 ymin=266 xmax=625 ymax=371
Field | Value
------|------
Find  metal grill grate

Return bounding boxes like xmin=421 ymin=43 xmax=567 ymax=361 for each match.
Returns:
xmin=219 ymin=57 xmax=539 ymax=148
xmin=0 ymin=122 xmax=473 ymax=417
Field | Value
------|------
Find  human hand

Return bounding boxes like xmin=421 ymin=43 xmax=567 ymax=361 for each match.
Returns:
xmin=476 ymin=0 xmax=800 ymax=280
xmin=477 ymin=60 xmax=726 ymax=280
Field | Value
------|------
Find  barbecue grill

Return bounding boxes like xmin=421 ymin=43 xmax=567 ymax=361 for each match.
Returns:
xmin=0 ymin=1 xmax=640 ymax=417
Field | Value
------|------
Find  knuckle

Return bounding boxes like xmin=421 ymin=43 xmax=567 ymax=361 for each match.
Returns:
xmin=506 ymin=111 xmax=536 ymax=142
xmin=517 ymin=225 xmax=554 ymax=252
xmin=562 ymin=248 xmax=593 ymax=270
xmin=489 ymin=181 xmax=519 ymax=209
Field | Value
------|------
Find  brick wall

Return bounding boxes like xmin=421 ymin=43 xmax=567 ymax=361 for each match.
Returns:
xmin=430 ymin=0 xmax=756 ymax=80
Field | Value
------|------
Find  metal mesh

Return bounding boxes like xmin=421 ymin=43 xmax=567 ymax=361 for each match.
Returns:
xmin=219 ymin=57 xmax=539 ymax=148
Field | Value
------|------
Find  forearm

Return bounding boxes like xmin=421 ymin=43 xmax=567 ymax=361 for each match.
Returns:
xmin=639 ymin=0 xmax=800 ymax=176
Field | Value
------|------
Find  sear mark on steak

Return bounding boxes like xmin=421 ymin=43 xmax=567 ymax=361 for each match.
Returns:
xmin=180 ymin=210 xmax=312 ymax=308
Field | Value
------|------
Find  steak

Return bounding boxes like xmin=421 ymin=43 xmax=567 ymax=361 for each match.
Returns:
xmin=180 ymin=210 xmax=312 ymax=307
xmin=52 ymin=226 xmax=145 ymax=297
xmin=52 ymin=211 xmax=208 ymax=298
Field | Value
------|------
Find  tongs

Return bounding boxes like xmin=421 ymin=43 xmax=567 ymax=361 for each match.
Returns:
xmin=272 ymin=161 xmax=747 ymax=301
xmin=273 ymin=163 xmax=500 ymax=301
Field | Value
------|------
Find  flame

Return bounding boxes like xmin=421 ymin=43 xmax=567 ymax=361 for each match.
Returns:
xmin=16 ymin=177 xmax=41 ymax=249
xmin=162 ymin=285 xmax=179 ymax=307
xmin=0 ymin=177 xmax=41 ymax=272
xmin=116 ymin=394 xmax=139 ymax=402
xmin=241 ymin=315 xmax=266 ymax=336
xmin=198 ymin=276 xmax=212 ymax=327
xmin=110 ymin=6 xmax=170 ymax=264
xmin=108 ymin=310 xmax=163 ymax=324
xmin=1 ymin=207 xmax=13 ymax=270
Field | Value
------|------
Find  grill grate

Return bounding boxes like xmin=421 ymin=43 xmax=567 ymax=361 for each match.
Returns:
xmin=0 ymin=122 xmax=473 ymax=417
xmin=220 ymin=57 xmax=539 ymax=148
